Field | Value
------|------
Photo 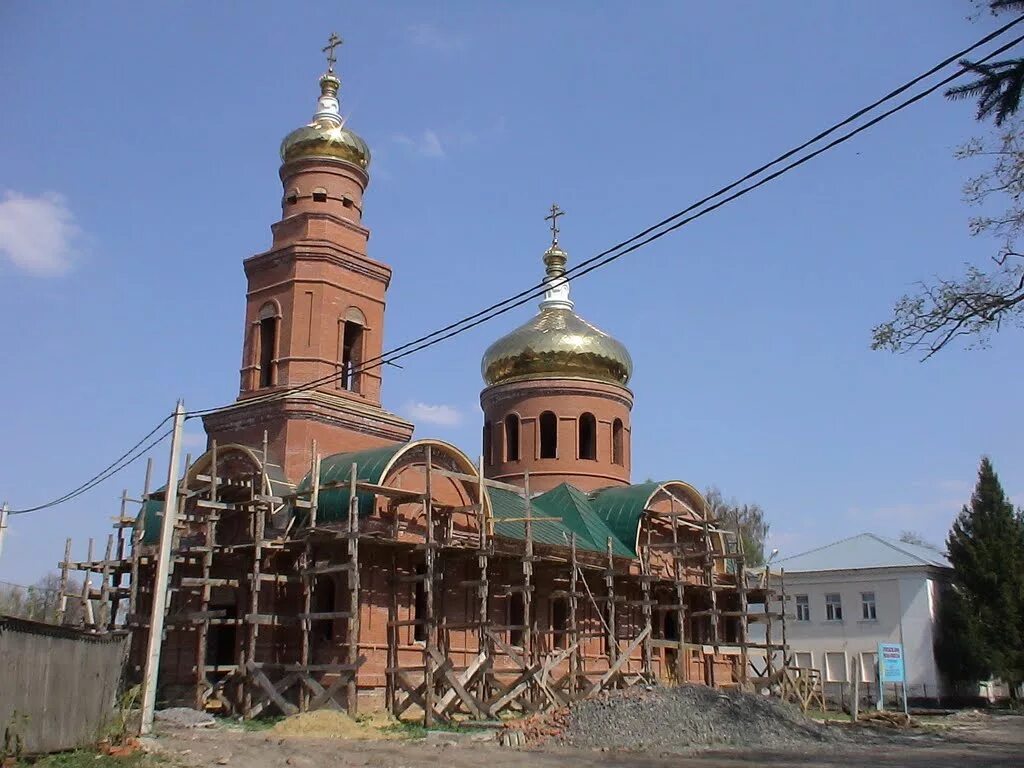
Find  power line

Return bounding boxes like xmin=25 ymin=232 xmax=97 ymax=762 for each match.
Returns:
xmin=7 ymin=424 xmax=173 ymax=515
xmin=187 ymin=16 xmax=1024 ymax=420
xmin=8 ymin=18 xmax=1024 ymax=514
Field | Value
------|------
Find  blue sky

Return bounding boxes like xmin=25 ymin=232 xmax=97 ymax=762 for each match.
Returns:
xmin=1 ymin=1 xmax=1022 ymax=584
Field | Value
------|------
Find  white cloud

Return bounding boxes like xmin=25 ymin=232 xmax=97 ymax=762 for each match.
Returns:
xmin=407 ymin=23 xmax=467 ymax=53
xmin=392 ymin=129 xmax=445 ymax=158
xmin=405 ymin=401 xmax=463 ymax=427
xmin=0 ymin=191 xmax=80 ymax=276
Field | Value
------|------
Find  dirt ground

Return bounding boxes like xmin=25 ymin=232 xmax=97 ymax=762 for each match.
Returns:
xmin=151 ymin=712 xmax=1024 ymax=768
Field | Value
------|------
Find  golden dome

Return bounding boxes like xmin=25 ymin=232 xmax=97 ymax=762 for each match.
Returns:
xmin=481 ymin=243 xmax=633 ymax=387
xmin=280 ymin=73 xmax=370 ymax=170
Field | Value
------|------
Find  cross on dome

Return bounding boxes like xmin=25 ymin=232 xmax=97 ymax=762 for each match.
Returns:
xmin=545 ymin=203 xmax=565 ymax=246
xmin=323 ymin=32 xmax=343 ymax=73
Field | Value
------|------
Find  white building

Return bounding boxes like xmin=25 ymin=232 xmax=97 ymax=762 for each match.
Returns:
xmin=774 ymin=533 xmax=951 ymax=701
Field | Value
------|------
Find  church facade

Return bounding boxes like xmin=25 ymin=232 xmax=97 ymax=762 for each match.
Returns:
xmin=67 ymin=44 xmax=784 ymax=720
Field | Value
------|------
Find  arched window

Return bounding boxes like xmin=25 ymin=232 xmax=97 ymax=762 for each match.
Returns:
xmin=482 ymin=422 xmax=492 ymax=468
xmin=312 ymin=187 xmax=328 ymax=203
xmin=539 ymin=411 xmax=557 ymax=459
xmin=504 ymin=414 xmax=520 ymax=462
xmin=579 ymin=412 xmax=597 ymax=461
xmin=612 ymin=419 xmax=624 ymax=466
xmin=339 ymin=308 xmax=365 ymax=392
xmin=258 ymin=303 xmax=278 ymax=388
xmin=313 ymin=575 xmax=336 ymax=642
xmin=285 ymin=189 xmax=299 ymax=205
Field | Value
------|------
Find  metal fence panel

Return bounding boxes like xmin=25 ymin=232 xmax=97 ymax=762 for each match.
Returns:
xmin=0 ymin=616 xmax=128 ymax=755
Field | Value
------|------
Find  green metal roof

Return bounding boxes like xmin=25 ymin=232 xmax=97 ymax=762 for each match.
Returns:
xmin=588 ymin=482 xmax=662 ymax=554
xmin=139 ymin=498 xmax=163 ymax=545
xmin=296 ymin=443 xmax=407 ymax=524
xmin=489 ymin=483 xmax=632 ymax=557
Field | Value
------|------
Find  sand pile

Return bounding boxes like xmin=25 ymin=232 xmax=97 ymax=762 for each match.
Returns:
xmin=269 ymin=710 xmax=394 ymax=740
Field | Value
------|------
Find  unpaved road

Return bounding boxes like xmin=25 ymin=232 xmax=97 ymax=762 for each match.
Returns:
xmin=154 ymin=713 xmax=1024 ymax=768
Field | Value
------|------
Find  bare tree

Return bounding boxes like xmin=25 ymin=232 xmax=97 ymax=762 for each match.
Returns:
xmin=0 ymin=573 xmax=84 ymax=624
xmin=872 ymin=119 xmax=1024 ymax=357
xmin=705 ymin=487 xmax=771 ymax=567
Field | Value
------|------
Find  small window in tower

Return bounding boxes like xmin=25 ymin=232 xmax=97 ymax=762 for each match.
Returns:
xmin=539 ymin=411 xmax=557 ymax=459
xmin=612 ymin=419 xmax=624 ymax=466
xmin=414 ymin=563 xmax=428 ymax=643
xmin=482 ymin=422 xmax=493 ymax=468
xmin=505 ymin=414 xmax=520 ymax=462
xmin=286 ymin=189 xmax=299 ymax=205
xmin=342 ymin=195 xmax=354 ymax=208
xmin=509 ymin=591 xmax=525 ymax=647
xmin=312 ymin=187 xmax=328 ymax=203
xmin=579 ymin=413 xmax=597 ymax=460
xmin=340 ymin=320 xmax=364 ymax=392
xmin=258 ymin=305 xmax=278 ymax=388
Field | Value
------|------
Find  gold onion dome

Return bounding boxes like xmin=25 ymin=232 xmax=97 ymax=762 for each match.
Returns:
xmin=481 ymin=239 xmax=633 ymax=387
xmin=280 ymin=71 xmax=370 ymax=170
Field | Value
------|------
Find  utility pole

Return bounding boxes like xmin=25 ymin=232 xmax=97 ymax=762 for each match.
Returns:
xmin=140 ymin=400 xmax=186 ymax=735
xmin=0 ymin=501 xmax=9 ymax=564
xmin=0 ymin=499 xmax=8 ymax=565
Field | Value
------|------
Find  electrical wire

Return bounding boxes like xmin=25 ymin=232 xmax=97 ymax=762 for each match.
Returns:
xmin=8 ymin=18 xmax=1024 ymax=513
xmin=187 ymin=18 xmax=1024 ymax=420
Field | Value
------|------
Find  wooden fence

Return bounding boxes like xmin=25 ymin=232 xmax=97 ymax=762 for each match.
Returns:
xmin=0 ymin=615 xmax=128 ymax=755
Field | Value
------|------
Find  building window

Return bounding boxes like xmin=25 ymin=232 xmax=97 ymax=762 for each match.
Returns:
xmin=340 ymin=318 xmax=364 ymax=392
xmin=551 ymin=598 xmax=568 ymax=649
xmin=413 ymin=564 xmax=428 ymax=643
xmin=578 ymin=412 xmax=597 ymax=460
xmin=861 ymin=591 xmax=877 ymax=621
xmin=612 ymin=418 xmax=624 ymax=465
xmin=859 ymin=652 xmax=877 ymax=682
xmin=795 ymin=594 xmax=810 ymax=622
xmin=794 ymin=651 xmax=813 ymax=670
xmin=482 ymin=422 xmax=492 ymax=468
xmin=286 ymin=189 xmax=299 ymax=205
xmin=312 ymin=187 xmax=328 ymax=203
xmin=825 ymin=593 xmax=843 ymax=622
xmin=505 ymin=414 xmax=520 ymax=462
xmin=539 ymin=411 xmax=557 ymax=459
xmin=257 ymin=303 xmax=278 ymax=388
xmin=825 ymin=651 xmax=848 ymax=682
xmin=509 ymin=592 xmax=525 ymax=647
xmin=663 ymin=611 xmax=679 ymax=641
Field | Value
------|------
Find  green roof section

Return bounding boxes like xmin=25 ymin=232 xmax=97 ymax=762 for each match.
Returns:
xmin=489 ymin=483 xmax=632 ymax=557
xmin=588 ymin=482 xmax=662 ymax=555
xmin=296 ymin=443 xmax=408 ymax=524
xmin=139 ymin=498 xmax=163 ymax=545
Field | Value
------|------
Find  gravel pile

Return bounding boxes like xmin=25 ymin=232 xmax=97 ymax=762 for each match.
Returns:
xmin=553 ymin=685 xmax=843 ymax=752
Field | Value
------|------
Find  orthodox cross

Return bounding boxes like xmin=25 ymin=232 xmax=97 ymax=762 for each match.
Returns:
xmin=323 ymin=32 xmax=343 ymax=72
xmin=545 ymin=203 xmax=565 ymax=246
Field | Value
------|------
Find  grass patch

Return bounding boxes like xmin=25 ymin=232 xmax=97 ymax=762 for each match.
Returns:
xmin=379 ymin=719 xmax=466 ymax=739
xmin=805 ymin=709 xmax=854 ymax=722
xmin=14 ymin=751 xmax=168 ymax=768
xmin=215 ymin=715 xmax=283 ymax=732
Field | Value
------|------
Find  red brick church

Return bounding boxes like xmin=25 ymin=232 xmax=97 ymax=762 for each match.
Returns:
xmin=67 ymin=40 xmax=784 ymax=720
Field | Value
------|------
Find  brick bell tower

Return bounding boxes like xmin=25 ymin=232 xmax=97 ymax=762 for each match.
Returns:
xmin=204 ymin=36 xmax=413 ymax=481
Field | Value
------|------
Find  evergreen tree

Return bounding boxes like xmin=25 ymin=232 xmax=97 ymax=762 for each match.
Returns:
xmin=943 ymin=457 xmax=1024 ymax=693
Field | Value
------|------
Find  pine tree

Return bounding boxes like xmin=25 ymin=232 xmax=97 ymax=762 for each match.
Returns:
xmin=943 ymin=457 xmax=1024 ymax=694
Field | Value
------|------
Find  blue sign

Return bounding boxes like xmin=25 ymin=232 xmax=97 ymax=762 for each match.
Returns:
xmin=878 ymin=642 xmax=906 ymax=683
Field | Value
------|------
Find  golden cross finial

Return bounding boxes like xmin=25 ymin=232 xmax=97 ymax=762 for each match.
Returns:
xmin=323 ymin=32 xmax=343 ymax=73
xmin=545 ymin=203 xmax=565 ymax=246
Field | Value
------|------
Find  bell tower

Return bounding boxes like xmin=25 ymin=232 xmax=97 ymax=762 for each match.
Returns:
xmin=204 ymin=36 xmax=413 ymax=481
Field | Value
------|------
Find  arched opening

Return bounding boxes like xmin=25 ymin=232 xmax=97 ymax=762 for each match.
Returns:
xmin=285 ymin=189 xmax=299 ymax=205
xmin=509 ymin=592 xmax=525 ymax=646
xmin=312 ymin=187 xmax=328 ymax=203
xmin=612 ymin=418 xmax=624 ymax=466
xmin=482 ymin=421 xmax=493 ymax=468
xmin=551 ymin=598 xmax=568 ymax=649
xmin=579 ymin=413 xmax=597 ymax=460
xmin=504 ymin=414 xmax=520 ymax=462
xmin=539 ymin=411 xmax=557 ymax=459
xmin=339 ymin=308 xmax=365 ymax=392
xmin=313 ymin=575 xmax=336 ymax=643
xmin=257 ymin=303 xmax=278 ymax=388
